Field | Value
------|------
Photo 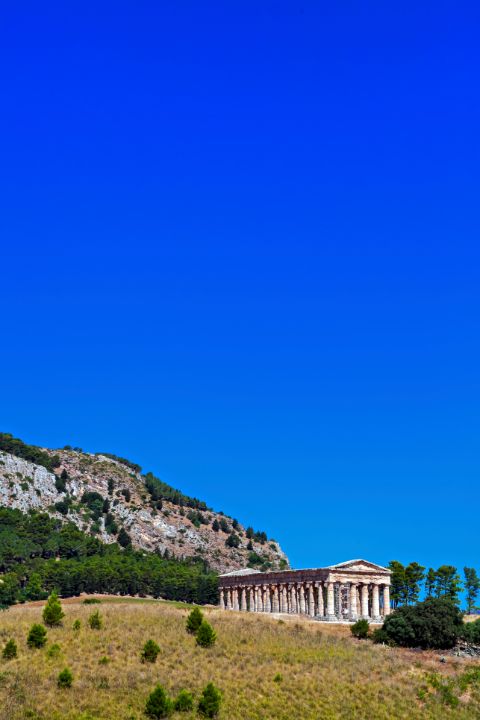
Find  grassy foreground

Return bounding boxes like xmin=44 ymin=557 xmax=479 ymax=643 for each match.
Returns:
xmin=0 ymin=599 xmax=479 ymax=720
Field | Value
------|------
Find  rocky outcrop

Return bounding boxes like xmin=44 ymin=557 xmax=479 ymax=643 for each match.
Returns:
xmin=0 ymin=448 xmax=289 ymax=574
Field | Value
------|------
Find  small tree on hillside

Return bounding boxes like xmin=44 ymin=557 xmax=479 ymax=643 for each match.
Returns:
xmin=198 ymin=682 xmax=222 ymax=717
xmin=186 ymin=606 xmax=204 ymax=634
xmin=43 ymin=591 xmax=65 ymax=627
xmin=141 ymin=639 xmax=160 ymax=663
xmin=225 ymin=533 xmax=240 ymax=548
xmin=211 ymin=519 xmax=220 ymax=532
xmin=196 ymin=620 xmax=217 ymax=648
xmin=57 ymin=667 xmax=73 ymax=688
xmin=464 ymin=567 xmax=480 ymax=614
xmin=2 ymin=639 xmax=17 ymax=660
xmin=350 ymin=619 xmax=369 ymax=639
xmin=27 ymin=624 xmax=47 ymax=648
xmin=118 ymin=527 xmax=132 ymax=548
xmin=145 ymin=684 xmax=173 ymax=718
xmin=88 ymin=610 xmax=103 ymax=630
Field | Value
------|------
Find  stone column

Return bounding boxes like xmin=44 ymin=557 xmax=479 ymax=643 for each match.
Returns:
xmin=233 ymin=587 xmax=239 ymax=611
xmin=289 ymin=584 xmax=297 ymax=613
xmin=336 ymin=583 xmax=343 ymax=619
xmin=255 ymin=586 xmax=261 ymax=612
xmin=372 ymin=584 xmax=380 ymax=620
xmin=383 ymin=585 xmax=391 ymax=616
xmin=326 ymin=582 xmax=335 ymax=619
xmin=272 ymin=585 xmax=280 ymax=613
xmin=280 ymin=585 xmax=287 ymax=613
xmin=264 ymin=586 xmax=271 ymax=613
xmin=308 ymin=583 xmax=315 ymax=617
xmin=240 ymin=586 xmax=247 ymax=611
xmin=361 ymin=584 xmax=369 ymax=619
xmin=349 ymin=583 xmax=358 ymax=620
xmin=225 ymin=589 xmax=231 ymax=610
xmin=316 ymin=582 xmax=324 ymax=616
xmin=298 ymin=584 xmax=306 ymax=614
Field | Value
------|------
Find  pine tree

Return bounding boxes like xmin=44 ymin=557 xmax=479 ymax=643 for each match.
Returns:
xmin=464 ymin=567 xmax=480 ymax=614
xmin=118 ymin=527 xmax=132 ymax=548
xmin=195 ymin=620 xmax=217 ymax=647
xmin=186 ymin=606 xmax=204 ymax=634
xmin=211 ymin=519 xmax=220 ymax=532
xmin=404 ymin=562 xmax=425 ymax=604
xmin=141 ymin=639 xmax=160 ymax=663
xmin=2 ymin=639 xmax=17 ymax=659
xmin=57 ymin=668 xmax=73 ymax=688
xmin=42 ymin=591 xmax=65 ymax=627
xmin=174 ymin=689 xmax=194 ymax=712
xmin=388 ymin=560 xmax=406 ymax=607
xmin=198 ymin=682 xmax=222 ymax=717
xmin=88 ymin=610 xmax=103 ymax=629
xmin=435 ymin=565 xmax=462 ymax=603
xmin=27 ymin=624 xmax=47 ymax=648
xmin=425 ymin=568 xmax=436 ymax=597
xmin=145 ymin=684 xmax=173 ymax=718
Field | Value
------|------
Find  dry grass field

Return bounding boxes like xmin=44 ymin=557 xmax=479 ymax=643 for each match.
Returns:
xmin=0 ymin=597 xmax=479 ymax=720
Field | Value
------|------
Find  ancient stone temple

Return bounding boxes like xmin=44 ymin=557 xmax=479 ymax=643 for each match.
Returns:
xmin=218 ymin=559 xmax=391 ymax=622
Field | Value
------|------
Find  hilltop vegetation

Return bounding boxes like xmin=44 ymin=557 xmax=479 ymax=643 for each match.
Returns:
xmin=1 ymin=599 xmax=479 ymax=720
xmin=0 ymin=508 xmax=217 ymax=608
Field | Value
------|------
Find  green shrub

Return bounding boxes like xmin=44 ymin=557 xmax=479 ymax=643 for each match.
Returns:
xmin=273 ymin=673 xmax=283 ymax=683
xmin=145 ymin=684 xmax=173 ymax=718
xmin=198 ymin=682 xmax=222 ymax=717
xmin=42 ymin=591 xmax=65 ymax=627
xmin=186 ymin=606 xmax=204 ymax=634
xmin=27 ymin=624 xmax=47 ymax=648
xmin=459 ymin=617 xmax=480 ymax=644
xmin=83 ymin=597 xmax=101 ymax=605
xmin=57 ymin=667 xmax=73 ymax=688
xmin=371 ymin=627 xmax=391 ymax=645
xmin=351 ymin=619 xmax=370 ymax=639
xmin=141 ymin=639 xmax=160 ymax=664
xmin=88 ymin=610 xmax=103 ymax=630
xmin=46 ymin=643 xmax=61 ymax=658
xmin=174 ymin=689 xmax=194 ymax=711
xmin=381 ymin=597 xmax=463 ymax=649
xmin=72 ymin=619 xmax=81 ymax=632
xmin=196 ymin=621 xmax=217 ymax=648
xmin=99 ymin=655 xmax=110 ymax=665
xmin=2 ymin=639 xmax=17 ymax=660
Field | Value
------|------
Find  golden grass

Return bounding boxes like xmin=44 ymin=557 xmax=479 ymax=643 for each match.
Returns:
xmin=0 ymin=599 xmax=479 ymax=720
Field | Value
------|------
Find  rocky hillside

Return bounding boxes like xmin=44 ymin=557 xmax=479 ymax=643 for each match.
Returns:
xmin=0 ymin=434 xmax=288 ymax=573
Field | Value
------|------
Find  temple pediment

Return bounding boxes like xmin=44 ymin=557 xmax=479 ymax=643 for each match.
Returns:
xmin=326 ymin=559 xmax=389 ymax=573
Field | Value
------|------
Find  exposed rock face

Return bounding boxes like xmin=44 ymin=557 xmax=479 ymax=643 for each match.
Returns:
xmin=0 ymin=449 xmax=289 ymax=574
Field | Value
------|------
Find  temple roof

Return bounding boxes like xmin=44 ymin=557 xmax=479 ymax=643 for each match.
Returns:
xmin=326 ymin=559 xmax=390 ymax=572
xmin=219 ymin=567 xmax=263 ymax=577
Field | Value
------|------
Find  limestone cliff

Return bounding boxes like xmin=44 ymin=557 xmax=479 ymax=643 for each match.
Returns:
xmin=0 ymin=444 xmax=288 ymax=574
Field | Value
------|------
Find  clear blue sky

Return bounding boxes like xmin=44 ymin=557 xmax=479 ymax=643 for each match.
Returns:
xmin=1 ymin=2 xmax=479 ymax=575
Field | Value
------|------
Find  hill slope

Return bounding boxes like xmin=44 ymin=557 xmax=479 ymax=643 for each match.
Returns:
xmin=1 ymin=598 xmax=479 ymax=720
xmin=0 ymin=434 xmax=288 ymax=573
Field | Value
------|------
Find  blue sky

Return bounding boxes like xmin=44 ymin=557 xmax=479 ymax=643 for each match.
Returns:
xmin=1 ymin=2 xmax=479 ymax=575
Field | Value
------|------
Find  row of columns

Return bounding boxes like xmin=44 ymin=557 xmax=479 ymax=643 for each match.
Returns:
xmin=219 ymin=581 xmax=390 ymax=621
